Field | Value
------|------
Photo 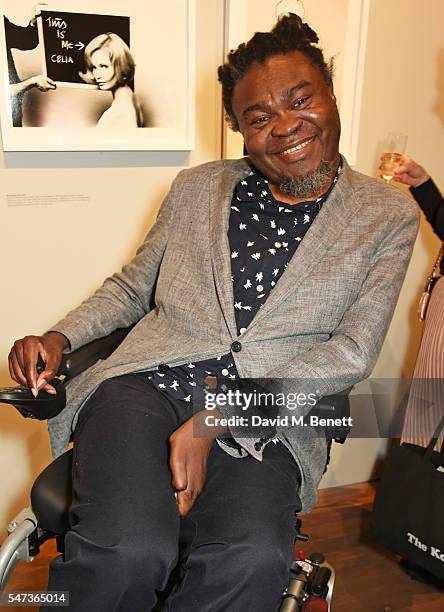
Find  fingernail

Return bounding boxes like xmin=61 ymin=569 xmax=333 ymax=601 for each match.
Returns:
xmin=31 ymin=388 xmax=37 ymax=398
xmin=47 ymin=388 xmax=57 ymax=395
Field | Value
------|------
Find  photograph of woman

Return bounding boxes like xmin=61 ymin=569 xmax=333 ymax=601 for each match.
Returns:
xmin=0 ymin=0 xmax=191 ymax=150
xmin=79 ymin=32 xmax=144 ymax=128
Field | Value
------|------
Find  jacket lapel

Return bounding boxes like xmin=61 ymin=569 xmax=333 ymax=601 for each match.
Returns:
xmin=244 ymin=160 xmax=363 ymax=333
xmin=209 ymin=159 xmax=251 ymax=339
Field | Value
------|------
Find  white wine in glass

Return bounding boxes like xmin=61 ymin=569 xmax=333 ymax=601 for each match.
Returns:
xmin=379 ymin=133 xmax=408 ymax=182
xmin=380 ymin=152 xmax=403 ymax=181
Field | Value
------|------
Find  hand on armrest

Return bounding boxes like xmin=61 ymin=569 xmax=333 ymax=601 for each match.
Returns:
xmin=8 ymin=331 xmax=69 ymax=397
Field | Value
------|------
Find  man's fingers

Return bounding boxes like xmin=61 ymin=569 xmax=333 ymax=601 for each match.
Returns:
xmin=36 ymin=348 xmax=57 ymax=389
xmin=8 ymin=347 xmax=27 ymax=386
xmin=176 ymin=461 xmax=207 ymax=516
xmin=23 ymin=342 xmax=42 ymax=394
xmin=169 ymin=449 xmax=188 ymax=493
xmin=8 ymin=333 xmax=65 ymax=392
xmin=176 ymin=488 xmax=199 ymax=517
xmin=169 ymin=416 xmax=213 ymax=516
xmin=42 ymin=382 xmax=57 ymax=395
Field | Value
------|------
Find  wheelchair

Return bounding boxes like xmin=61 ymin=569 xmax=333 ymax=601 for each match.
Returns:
xmin=0 ymin=327 xmax=335 ymax=611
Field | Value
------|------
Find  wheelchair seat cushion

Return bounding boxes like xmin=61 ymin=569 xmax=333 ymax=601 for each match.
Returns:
xmin=30 ymin=449 xmax=73 ymax=536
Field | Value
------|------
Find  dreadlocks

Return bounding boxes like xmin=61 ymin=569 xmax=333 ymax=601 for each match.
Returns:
xmin=218 ymin=14 xmax=333 ymax=132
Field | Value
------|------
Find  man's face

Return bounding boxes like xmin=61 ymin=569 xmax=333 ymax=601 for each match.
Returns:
xmin=231 ymin=51 xmax=341 ymax=203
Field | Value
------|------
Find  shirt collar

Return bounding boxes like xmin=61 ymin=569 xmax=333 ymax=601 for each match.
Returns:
xmin=234 ymin=159 xmax=343 ymax=207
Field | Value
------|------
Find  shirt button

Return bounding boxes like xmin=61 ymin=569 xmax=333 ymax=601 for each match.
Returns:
xmin=274 ymin=242 xmax=282 ymax=248
xmin=254 ymin=441 xmax=263 ymax=451
xmin=221 ymin=368 xmax=229 ymax=376
xmin=256 ymin=285 xmax=263 ymax=292
xmin=231 ymin=341 xmax=242 ymax=353
xmin=158 ymin=364 xmax=169 ymax=373
xmin=239 ymin=327 xmax=247 ymax=334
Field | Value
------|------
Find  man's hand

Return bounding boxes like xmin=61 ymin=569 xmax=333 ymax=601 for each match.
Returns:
xmin=10 ymin=76 xmax=56 ymax=97
xmin=30 ymin=3 xmax=47 ymax=26
xmin=8 ymin=331 xmax=69 ymax=397
xmin=169 ymin=410 xmax=228 ymax=516
xmin=32 ymin=75 xmax=57 ymax=92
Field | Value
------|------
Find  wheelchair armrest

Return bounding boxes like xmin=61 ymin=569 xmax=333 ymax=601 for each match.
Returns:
xmin=58 ymin=325 xmax=134 ymax=380
xmin=0 ymin=378 xmax=66 ymax=420
xmin=0 ymin=325 xmax=134 ymax=420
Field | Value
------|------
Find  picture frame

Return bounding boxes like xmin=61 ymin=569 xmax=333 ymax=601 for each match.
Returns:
xmin=0 ymin=0 xmax=195 ymax=151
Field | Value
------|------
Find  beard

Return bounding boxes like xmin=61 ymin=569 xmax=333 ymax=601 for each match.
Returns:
xmin=278 ymin=160 xmax=333 ymax=200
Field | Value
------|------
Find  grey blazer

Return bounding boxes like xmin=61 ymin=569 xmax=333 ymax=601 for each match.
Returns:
xmin=49 ymin=157 xmax=419 ymax=512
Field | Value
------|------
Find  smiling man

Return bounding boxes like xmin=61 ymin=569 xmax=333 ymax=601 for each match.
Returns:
xmin=10 ymin=15 xmax=418 ymax=612
xmin=229 ymin=52 xmax=340 ymax=204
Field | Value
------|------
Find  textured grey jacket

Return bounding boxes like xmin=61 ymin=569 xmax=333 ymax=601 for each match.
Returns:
xmin=48 ymin=157 xmax=419 ymax=512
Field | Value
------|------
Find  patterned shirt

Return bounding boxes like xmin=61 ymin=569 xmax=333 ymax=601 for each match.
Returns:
xmin=147 ymin=164 xmax=342 ymax=405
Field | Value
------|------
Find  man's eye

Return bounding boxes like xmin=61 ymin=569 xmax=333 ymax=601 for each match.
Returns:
xmin=251 ymin=116 xmax=270 ymax=125
xmin=293 ymin=96 xmax=309 ymax=108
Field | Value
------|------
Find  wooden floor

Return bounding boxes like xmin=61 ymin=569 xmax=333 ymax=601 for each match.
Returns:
xmin=1 ymin=481 xmax=443 ymax=611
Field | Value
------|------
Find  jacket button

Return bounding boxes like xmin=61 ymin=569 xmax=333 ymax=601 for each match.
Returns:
xmin=231 ymin=341 xmax=242 ymax=353
xmin=254 ymin=441 xmax=263 ymax=451
xmin=158 ymin=364 xmax=169 ymax=374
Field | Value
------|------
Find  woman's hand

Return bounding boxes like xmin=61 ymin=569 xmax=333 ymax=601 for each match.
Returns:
xmin=392 ymin=155 xmax=430 ymax=188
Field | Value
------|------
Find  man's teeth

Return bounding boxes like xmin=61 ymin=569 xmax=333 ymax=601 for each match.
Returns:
xmin=282 ymin=139 xmax=312 ymax=155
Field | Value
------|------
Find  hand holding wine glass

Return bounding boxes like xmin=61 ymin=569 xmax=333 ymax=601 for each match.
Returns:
xmin=392 ymin=155 xmax=430 ymax=187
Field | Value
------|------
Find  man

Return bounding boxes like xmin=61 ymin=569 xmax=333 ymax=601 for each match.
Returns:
xmin=9 ymin=15 xmax=418 ymax=612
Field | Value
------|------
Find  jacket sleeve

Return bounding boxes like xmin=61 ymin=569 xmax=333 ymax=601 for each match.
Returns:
xmin=231 ymin=204 xmax=419 ymax=460
xmin=410 ymin=178 xmax=444 ymax=240
xmin=49 ymin=174 xmax=181 ymax=351
xmin=4 ymin=17 xmax=39 ymax=51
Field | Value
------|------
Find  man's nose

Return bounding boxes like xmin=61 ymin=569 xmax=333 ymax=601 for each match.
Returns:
xmin=271 ymin=112 xmax=303 ymax=138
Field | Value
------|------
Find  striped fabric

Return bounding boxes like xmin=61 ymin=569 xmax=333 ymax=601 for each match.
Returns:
xmin=401 ymin=276 xmax=444 ymax=450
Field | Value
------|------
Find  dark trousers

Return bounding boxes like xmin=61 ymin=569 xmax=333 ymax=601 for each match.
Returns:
xmin=42 ymin=373 xmax=302 ymax=612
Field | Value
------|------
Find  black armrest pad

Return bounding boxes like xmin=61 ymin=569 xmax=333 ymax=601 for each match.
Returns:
xmin=31 ymin=448 xmax=73 ymax=535
xmin=0 ymin=378 xmax=66 ymax=420
xmin=58 ymin=325 xmax=134 ymax=379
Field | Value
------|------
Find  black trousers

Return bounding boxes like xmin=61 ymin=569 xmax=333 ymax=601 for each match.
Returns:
xmin=42 ymin=373 xmax=302 ymax=612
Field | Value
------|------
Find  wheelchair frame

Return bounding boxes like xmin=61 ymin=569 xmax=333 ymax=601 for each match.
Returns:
xmin=0 ymin=327 xmax=337 ymax=610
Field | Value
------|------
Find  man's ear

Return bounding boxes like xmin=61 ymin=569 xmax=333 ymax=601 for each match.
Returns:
xmin=328 ymin=83 xmax=337 ymax=104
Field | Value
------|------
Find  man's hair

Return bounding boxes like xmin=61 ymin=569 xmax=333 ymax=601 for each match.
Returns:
xmin=79 ymin=32 xmax=135 ymax=88
xmin=218 ymin=14 xmax=333 ymax=132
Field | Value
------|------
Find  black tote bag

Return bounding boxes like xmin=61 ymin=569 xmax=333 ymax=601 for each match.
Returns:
xmin=371 ymin=415 xmax=444 ymax=581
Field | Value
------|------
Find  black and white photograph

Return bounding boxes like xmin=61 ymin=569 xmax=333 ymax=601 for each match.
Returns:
xmin=0 ymin=0 xmax=194 ymax=150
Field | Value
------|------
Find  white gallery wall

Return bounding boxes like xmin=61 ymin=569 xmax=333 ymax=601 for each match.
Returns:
xmin=0 ymin=0 xmax=224 ymax=533
xmin=1 ymin=0 xmax=444 ymax=533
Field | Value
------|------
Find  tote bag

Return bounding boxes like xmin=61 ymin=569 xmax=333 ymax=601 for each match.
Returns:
xmin=371 ymin=415 xmax=444 ymax=581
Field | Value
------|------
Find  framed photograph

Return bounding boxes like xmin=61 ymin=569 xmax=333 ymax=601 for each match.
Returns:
xmin=0 ymin=0 xmax=195 ymax=151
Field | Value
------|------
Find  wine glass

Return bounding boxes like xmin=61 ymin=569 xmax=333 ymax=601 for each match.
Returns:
xmin=379 ymin=133 xmax=408 ymax=182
